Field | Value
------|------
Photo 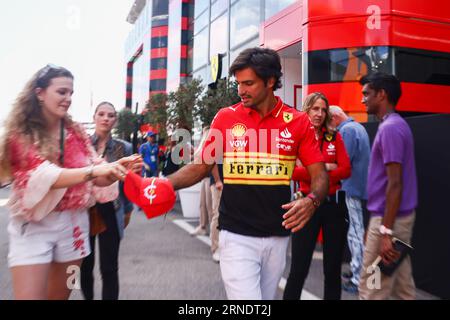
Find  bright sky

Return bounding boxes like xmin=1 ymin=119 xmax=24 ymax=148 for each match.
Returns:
xmin=0 ymin=0 xmax=135 ymax=125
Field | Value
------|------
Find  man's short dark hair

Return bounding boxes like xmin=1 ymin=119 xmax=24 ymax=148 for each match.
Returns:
xmin=229 ymin=47 xmax=283 ymax=91
xmin=359 ymin=72 xmax=402 ymax=106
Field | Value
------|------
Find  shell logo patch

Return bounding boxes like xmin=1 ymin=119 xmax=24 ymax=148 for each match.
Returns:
xmin=231 ymin=123 xmax=247 ymax=138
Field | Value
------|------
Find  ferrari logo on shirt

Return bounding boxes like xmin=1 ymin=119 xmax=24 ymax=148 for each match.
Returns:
xmin=283 ymin=112 xmax=293 ymax=123
xmin=324 ymin=132 xmax=334 ymax=142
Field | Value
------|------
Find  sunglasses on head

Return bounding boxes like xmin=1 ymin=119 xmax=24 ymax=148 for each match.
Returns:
xmin=37 ymin=64 xmax=63 ymax=81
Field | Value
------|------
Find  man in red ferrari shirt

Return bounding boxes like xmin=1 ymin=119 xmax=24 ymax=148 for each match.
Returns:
xmin=162 ymin=47 xmax=328 ymax=299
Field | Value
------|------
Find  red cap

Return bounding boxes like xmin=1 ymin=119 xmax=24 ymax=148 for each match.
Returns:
xmin=124 ymin=171 xmax=176 ymax=219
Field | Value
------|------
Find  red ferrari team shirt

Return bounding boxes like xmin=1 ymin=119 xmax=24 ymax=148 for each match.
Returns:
xmin=292 ymin=129 xmax=351 ymax=196
xmin=202 ymin=97 xmax=324 ymax=237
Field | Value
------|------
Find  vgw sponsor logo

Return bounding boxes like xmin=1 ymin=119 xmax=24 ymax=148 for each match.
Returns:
xmin=229 ymin=139 xmax=248 ymax=149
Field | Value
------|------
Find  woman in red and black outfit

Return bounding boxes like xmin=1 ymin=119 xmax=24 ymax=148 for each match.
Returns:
xmin=283 ymin=92 xmax=351 ymax=300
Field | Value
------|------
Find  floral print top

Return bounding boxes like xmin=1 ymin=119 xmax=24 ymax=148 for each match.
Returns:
xmin=8 ymin=123 xmax=96 ymax=220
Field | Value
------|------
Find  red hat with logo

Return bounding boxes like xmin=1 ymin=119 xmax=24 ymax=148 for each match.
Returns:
xmin=124 ymin=171 xmax=176 ymax=219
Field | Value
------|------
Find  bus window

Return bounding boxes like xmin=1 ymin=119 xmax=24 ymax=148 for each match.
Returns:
xmin=395 ymin=47 xmax=450 ymax=86
xmin=305 ymin=46 xmax=392 ymax=84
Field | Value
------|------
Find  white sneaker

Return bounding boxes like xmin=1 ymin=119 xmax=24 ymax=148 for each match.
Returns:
xmin=212 ymin=251 xmax=220 ymax=263
xmin=190 ymin=226 xmax=207 ymax=236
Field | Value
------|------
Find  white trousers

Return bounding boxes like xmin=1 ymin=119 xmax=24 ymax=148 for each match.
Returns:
xmin=219 ymin=230 xmax=289 ymax=300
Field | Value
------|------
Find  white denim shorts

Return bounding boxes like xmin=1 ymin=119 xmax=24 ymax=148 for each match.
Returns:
xmin=7 ymin=210 xmax=91 ymax=267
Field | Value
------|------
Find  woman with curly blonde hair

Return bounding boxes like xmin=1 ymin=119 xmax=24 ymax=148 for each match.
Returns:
xmin=0 ymin=65 xmax=139 ymax=300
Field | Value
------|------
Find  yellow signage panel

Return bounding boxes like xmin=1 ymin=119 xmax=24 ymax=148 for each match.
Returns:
xmin=210 ymin=54 xmax=222 ymax=83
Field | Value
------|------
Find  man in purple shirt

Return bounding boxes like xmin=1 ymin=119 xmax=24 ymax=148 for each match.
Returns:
xmin=358 ymin=72 xmax=417 ymax=300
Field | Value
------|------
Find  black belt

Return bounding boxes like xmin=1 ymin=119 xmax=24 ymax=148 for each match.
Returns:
xmin=324 ymin=190 xmax=346 ymax=204
xmin=324 ymin=195 xmax=338 ymax=204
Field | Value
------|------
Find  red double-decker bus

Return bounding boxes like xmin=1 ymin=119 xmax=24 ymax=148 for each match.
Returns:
xmin=262 ymin=0 xmax=450 ymax=119
xmin=261 ymin=0 xmax=450 ymax=299
xmin=303 ymin=0 xmax=450 ymax=121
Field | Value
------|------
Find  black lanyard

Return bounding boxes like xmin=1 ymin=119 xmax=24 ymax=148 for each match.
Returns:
xmin=98 ymin=138 xmax=109 ymax=159
xmin=318 ymin=130 xmax=324 ymax=152
xmin=59 ymin=119 xmax=65 ymax=166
